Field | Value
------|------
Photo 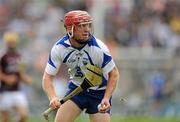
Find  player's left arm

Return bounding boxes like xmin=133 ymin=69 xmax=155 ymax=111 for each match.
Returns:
xmin=99 ymin=66 xmax=119 ymax=113
xmin=104 ymin=66 xmax=119 ymax=99
xmin=18 ymin=60 xmax=33 ymax=85
xmin=20 ymin=72 xmax=33 ymax=85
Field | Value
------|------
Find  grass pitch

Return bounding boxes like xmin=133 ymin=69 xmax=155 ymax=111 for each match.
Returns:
xmin=28 ymin=116 xmax=180 ymax=122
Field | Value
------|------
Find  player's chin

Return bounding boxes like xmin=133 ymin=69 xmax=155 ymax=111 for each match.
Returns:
xmin=80 ymin=37 xmax=89 ymax=43
xmin=82 ymin=36 xmax=89 ymax=40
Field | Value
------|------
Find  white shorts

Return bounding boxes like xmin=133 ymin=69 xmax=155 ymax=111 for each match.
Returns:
xmin=0 ymin=91 xmax=28 ymax=111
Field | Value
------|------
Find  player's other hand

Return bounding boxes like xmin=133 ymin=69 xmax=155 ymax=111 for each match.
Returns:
xmin=98 ymin=97 xmax=111 ymax=113
xmin=49 ymin=97 xmax=61 ymax=109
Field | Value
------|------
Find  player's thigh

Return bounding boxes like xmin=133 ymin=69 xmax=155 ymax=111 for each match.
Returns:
xmin=89 ymin=113 xmax=110 ymax=122
xmin=14 ymin=106 xmax=28 ymax=118
xmin=55 ymin=100 xmax=81 ymax=122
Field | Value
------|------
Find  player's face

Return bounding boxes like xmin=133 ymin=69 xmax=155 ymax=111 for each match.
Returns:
xmin=73 ymin=22 xmax=92 ymax=42
xmin=6 ymin=40 xmax=17 ymax=49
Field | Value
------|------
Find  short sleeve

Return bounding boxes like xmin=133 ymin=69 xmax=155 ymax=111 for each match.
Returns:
xmin=101 ymin=52 xmax=115 ymax=75
xmin=45 ymin=45 xmax=62 ymax=76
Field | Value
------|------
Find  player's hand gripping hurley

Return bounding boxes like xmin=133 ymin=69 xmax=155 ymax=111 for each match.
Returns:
xmin=42 ymin=64 xmax=102 ymax=121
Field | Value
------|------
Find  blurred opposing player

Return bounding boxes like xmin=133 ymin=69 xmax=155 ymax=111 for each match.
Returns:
xmin=0 ymin=32 xmax=33 ymax=122
xmin=42 ymin=10 xmax=119 ymax=122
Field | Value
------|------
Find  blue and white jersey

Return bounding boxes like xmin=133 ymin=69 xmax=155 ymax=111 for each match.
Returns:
xmin=45 ymin=34 xmax=115 ymax=90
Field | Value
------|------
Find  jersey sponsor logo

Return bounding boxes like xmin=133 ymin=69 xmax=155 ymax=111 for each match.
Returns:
xmin=82 ymin=58 xmax=88 ymax=65
xmin=68 ymin=58 xmax=76 ymax=63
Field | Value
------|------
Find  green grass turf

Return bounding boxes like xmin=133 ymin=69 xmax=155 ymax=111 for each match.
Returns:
xmin=27 ymin=117 xmax=180 ymax=122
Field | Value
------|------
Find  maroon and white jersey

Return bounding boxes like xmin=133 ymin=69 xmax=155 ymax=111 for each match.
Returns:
xmin=0 ymin=50 xmax=21 ymax=92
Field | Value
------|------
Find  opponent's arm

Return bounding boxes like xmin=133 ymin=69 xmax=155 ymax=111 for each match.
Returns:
xmin=20 ymin=73 xmax=33 ymax=85
xmin=18 ymin=63 xmax=33 ymax=85
xmin=0 ymin=70 xmax=18 ymax=85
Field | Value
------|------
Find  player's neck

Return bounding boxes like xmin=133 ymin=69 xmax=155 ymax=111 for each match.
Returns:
xmin=69 ymin=38 xmax=86 ymax=48
xmin=7 ymin=47 xmax=16 ymax=53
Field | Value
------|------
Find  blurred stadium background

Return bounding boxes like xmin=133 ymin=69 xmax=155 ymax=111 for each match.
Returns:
xmin=0 ymin=0 xmax=180 ymax=122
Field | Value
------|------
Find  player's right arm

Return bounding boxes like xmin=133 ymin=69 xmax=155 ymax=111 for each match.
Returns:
xmin=42 ymin=44 xmax=63 ymax=109
xmin=42 ymin=72 xmax=61 ymax=109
